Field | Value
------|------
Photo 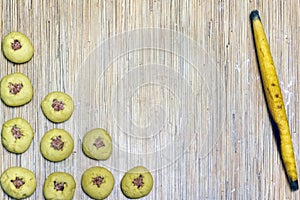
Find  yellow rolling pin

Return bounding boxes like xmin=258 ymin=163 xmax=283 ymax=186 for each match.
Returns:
xmin=250 ymin=10 xmax=298 ymax=190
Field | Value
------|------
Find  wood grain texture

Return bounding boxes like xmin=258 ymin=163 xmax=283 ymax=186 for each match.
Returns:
xmin=0 ymin=0 xmax=300 ymax=199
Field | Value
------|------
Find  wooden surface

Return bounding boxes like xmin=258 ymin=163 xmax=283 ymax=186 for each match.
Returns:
xmin=1 ymin=0 xmax=300 ymax=199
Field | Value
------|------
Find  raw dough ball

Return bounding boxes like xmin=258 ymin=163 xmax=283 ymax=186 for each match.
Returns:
xmin=1 ymin=31 xmax=34 ymax=63
xmin=43 ymin=172 xmax=76 ymax=200
xmin=40 ymin=128 xmax=74 ymax=162
xmin=0 ymin=167 xmax=36 ymax=199
xmin=0 ymin=72 xmax=33 ymax=106
xmin=81 ymin=166 xmax=115 ymax=200
xmin=121 ymin=166 xmax=153 ymax=199
xmin=82 ymin=128 xmax=112 ymax=160
xmin=1 ymin=117 xmax=34 ymax=153
xmin=41 ymin=91 xmax=74 ymax=123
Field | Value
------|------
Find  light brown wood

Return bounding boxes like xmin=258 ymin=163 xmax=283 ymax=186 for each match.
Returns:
xmin=1 ymin=0 xmax=300 ymax=199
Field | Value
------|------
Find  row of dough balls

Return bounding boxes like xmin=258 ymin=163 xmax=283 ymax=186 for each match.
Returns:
xmin=0 ymin=165 xmax=153 ymax=199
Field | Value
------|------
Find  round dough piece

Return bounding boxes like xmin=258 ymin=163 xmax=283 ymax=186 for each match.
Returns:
xmin=0 ymin=167 xmax=36 ymax=199
xmin=0 ymin=72 xmax=33 ymax=106
xmin=81 ymin=166 xmax=115 ymax=200
xmin=43 ymin=172 xmax=76 ymax=200
xmin=1 ymin=117 xmax=34 ymax=153
xmin=1 ymin=31 xmax=34 ymax=63
xmin=82 ymin=128 xmax=112 ymax=160
xmin=41 ymin=91 xmax=74 ymax=123
xmin=121 ymin=166 xmax=153 ymax=199
xmin=40 ymin=128 xmax=74 ymax=162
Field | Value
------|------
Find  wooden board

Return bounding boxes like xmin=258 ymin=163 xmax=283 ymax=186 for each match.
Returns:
xmin=1 ymin=0 xmax=300 ymax=199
